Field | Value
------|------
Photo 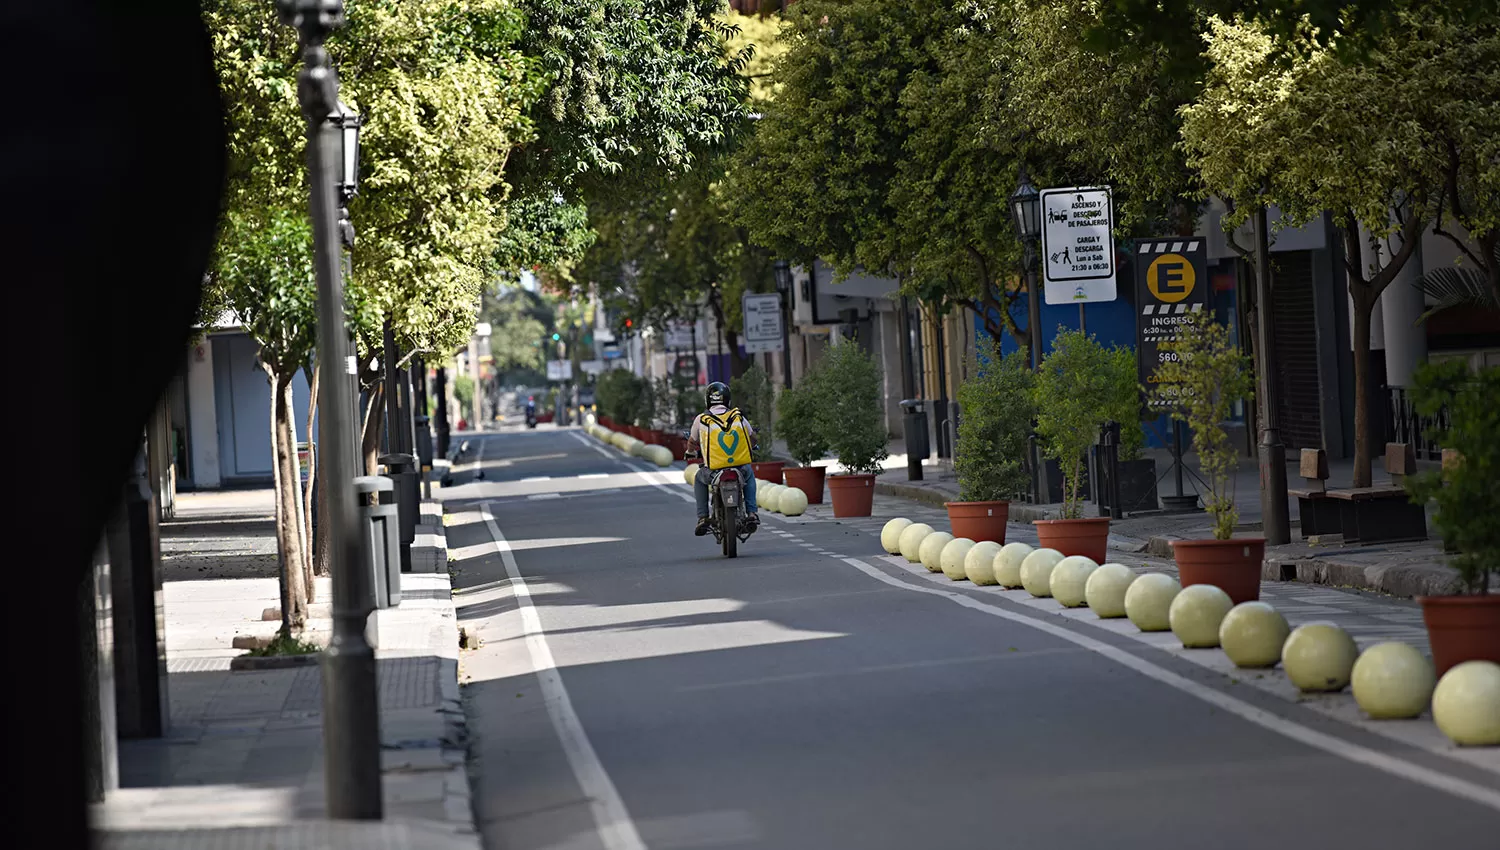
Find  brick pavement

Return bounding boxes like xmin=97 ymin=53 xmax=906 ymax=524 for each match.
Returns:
xmin=91 ymin=489 xmax=477 ymax=848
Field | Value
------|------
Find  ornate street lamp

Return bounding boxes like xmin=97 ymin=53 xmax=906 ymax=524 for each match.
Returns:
xmin=275 ymin=0 xmax=382 ymax=820
xmin=1009 ymin=165 xmax=1043 ymax=371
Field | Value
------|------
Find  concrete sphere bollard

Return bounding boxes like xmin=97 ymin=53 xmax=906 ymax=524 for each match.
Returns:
xmin=1169 ymin=584 xmax=1235 ymax=648
xmin=919 ymin=532 xmax=955 ymax=573
xmin=584 ymin=413 xmax=597 ymax=428
xmin=994 ymin=542 xmax=1034 ymax=589
xmin=965 ymin=541 xmax=1003 ymax=585
xmin=1125 ymin=573 xmax=1181 ymax=632
xmin=1084 ymin=563 xmax=1137 ymax=619
xmin=1218 ymin=602 xmax=1291 ymax=668
xmin=780 ymin=487 xmax=809 ymax=517
xmin=649 ymin=446 xmax=673 ymax=467
xmin=760 ymin=486 xmax=782 ymax=514
xmin=1020 ymin=548 xmax=1065 ymax=598
xmin=898 ymin=523 xmax=935 ymax=563
xmin=1283 ymin=624 xmax=1359 ymax=692
xmin=684 ymin=463 xmax=700 ymax=486
xmin=1352 ymin=642 xmax=1436 ymax=720
xmin=1050 ymin=556 xmax=1099 ymax=608
xmin=940 ymin=538 xmax=976 ymax=581
xmin=882 ymin=518 xmax=914 ymax=554
xmin=1432 ymin=661 xmax=1500 ymax=746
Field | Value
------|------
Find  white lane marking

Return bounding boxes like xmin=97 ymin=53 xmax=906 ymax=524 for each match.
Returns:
xmin=837 ymin=555 xmax=1500 ymax=813
xmin=579 ymin=473 xmax=609 ymax=480
xmin=523 ymin=475 xmax=552 ymax=482
xmin=482 ymin=504 xmax=647 ymax=850
xmin=528 ymin=493 xmax=562 ymax=501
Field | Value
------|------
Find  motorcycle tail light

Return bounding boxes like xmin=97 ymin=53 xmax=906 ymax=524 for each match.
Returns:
xmin=719 ymin=470 xmax=739 ymax=481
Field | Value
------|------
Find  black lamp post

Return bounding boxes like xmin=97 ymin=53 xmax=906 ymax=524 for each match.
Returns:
xmin=1009 ymin=165 xmax=1043 ymax=371
xmin=276 ymin=0 xmax=382 ymax=820
xmin=773 ymin=260 xmax=794 ymax=389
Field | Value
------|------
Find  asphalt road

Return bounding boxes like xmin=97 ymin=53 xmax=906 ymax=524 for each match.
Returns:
xmin=443 ymin=427 xmax=1500 ymax=850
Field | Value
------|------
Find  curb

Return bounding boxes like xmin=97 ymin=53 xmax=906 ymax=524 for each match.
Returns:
xmin=422 ymin=498 xmax=480 ymax=846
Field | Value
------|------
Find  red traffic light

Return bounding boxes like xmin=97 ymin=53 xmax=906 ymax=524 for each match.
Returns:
xmin=624 ymin=318 xmax=633 ymax=328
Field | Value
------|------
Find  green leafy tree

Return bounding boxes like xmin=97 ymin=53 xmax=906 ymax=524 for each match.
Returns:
xmin=1033 ymin=329 xmax=1125 ymax=519
xmin=1181 ymin=11 xmax=1499 ymax=487
xmin=954 ymin=341 xmax=1035 ymax=502
xmin=1151 ymin=321 xmax=1255 ymax=539
xmin=1405 ymin=360 xmax=1500 ymax=595
xmin=777 ymin=364 xmax=830 ymax=466
xmin=210 ymin=208 xmax=316 ymax=631
xmin=818 ymin=343 xmax=889 ymax=475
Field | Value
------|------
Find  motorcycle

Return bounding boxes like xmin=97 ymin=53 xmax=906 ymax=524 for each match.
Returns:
xmin=688 ymin=446 xmax=756 ymax=558
xmin=524 ymin=397 xmax=537 ymax=429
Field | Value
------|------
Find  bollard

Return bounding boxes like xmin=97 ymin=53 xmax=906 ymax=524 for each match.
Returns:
xmin=379 ymin=452 xmax=420 ymax=573
xmin=355 ymin=476 xmax=401 ymax=608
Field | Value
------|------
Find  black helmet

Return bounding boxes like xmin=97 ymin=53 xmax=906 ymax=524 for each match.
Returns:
xmin=706 ymin=381 xmax=730 ymax=407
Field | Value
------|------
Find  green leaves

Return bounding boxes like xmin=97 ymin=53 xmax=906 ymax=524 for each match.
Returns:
xmin=1405 ymin=359 xmax=1500 ymax=594
xmin=1150 ymin=320 xmax=1254 ymax=539
xmin=955 ymin=341 xmax=1035 ymax=502
xmin=1033 ymin=329 xmax=1130 ymax=519
xmin=777 ymin=363 xmax=831 ymax=466
xmin=730 ymin=364 xmax=775 ymax=461
xmin=817 ymin=342 xmax=889 ymax=476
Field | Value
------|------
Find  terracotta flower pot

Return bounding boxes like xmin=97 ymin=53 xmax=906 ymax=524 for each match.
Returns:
xmin=1172 ymin=537 xmax=1265 ymax=605
xmin=752 ymin=461 xmax=785 ymax=484
xmin=944 ymin=501 xmax=1009 ymax=544
xmin=1033 ymin=517 xmax=1110 ymax=563
xmin=1419 ymin=594 xmax=1500 ymax=676
xmin=827 ymin=473 xmax=876 ymax=517
xmin=782 ymin=465 xmax=826 ymax=505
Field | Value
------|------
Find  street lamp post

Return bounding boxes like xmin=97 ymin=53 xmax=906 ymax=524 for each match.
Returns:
xmin=1253 ymin=206 xmax=1291 ymax=544
xmin=276 ymin=0 xmax=382 ymax=820
xmin=773 ymin=260 xmax=794 ymax=389
xmin=1010 ymin=165 xmax=1049 ymax=504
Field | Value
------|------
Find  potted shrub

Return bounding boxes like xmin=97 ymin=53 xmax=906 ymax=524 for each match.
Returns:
xmin=732 ymin=365 xmax=783 ymax=483
xmin=1405 ymin=359 xmax=1500 ymax=675
xmin=1151 ymin=320 xmax=1260 ymax=603
xmin=818 ymin=342 xmax=888 ymax=517
xmin=1032 ymin=329 xmax=1123 ymax=561
xmin=949 ymin=340 xmax=1034 ymax=543
xmin=778 ymin=363 xmax=830 ymax=503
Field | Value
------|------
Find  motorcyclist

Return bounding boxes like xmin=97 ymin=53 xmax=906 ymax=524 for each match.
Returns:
xmin=686 ymin=382 xmax=759 ymax=536
xmin=524 ymin=395 xmax=537 ymax=426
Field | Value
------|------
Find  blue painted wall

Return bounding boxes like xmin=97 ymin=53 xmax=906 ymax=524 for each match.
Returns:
xmin=973 ymin=256 xmax=1246 ymax=449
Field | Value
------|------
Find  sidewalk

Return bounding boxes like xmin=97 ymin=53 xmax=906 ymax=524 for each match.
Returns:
xmin=774 ymin=438 xmax=1467 ymax=600
xmin=92 ymin=489 xmax=477 ymax=848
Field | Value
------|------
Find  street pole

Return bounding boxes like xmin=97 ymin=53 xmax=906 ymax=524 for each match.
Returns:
xmin=1024 ymin=236 xmax=1049 ymax=503
xmin=1254 ymin=205 xmax=1291 ymax=544
xmin=277 ymin=0 xmax=382 ymax=820
xmin=434 ymin=366 xmax=451 ymax=457
xmin=780 ymin=293 xmax=793 ymax=389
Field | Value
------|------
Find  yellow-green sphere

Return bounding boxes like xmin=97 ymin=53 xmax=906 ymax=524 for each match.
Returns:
xmin=919 ymin=532 xmax=954 ymax=573
xmin=881 ymin=518 xmax=914 ymax=554
xmin=898 ymin=523 xmax=935 ymax=562
xmin=1169 ymin=584 xmax=1234 ymax=648
xmin=1125 ymin=573 xmax=1181 ymax=632
xmin=994 ymin=542 xmax=1034 ymax=588
xmin=965 ymin=541 xmax=1003 ymax=586
xmin=1283 ymin=624 xmax=1358 ymax=693
xmin=1050 ymin=556 xmax=1099 ymax=608
xmin=940 ymin=538 xmax=976 ymax=581
xmin=1084 ymin=563 xmax=1137 ymax=619
xmin=1219 ymin=602 xmax=1291 ymax=668
xmin=1352 ymin=642 xmax=1436 ymax=720
xmin=1432 ymin=661 xmax=1500 ymax=746
xmin=1020 ymin=548 xmax=1065 ymax=598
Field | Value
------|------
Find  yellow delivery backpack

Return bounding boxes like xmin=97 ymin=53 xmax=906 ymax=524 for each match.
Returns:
xmin=700 ymin=408 xmax=753 ymax=470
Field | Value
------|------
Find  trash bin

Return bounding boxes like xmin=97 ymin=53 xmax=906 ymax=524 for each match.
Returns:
xmin=899 ymin=399 xmax=929 ymax=481
xmin=356 ymin=476 xmax=401 ymax=608
xmin=379 ymin=452 xmax=420 ymax=573
xmin=415 ymin=415 xmax=434 ymax=473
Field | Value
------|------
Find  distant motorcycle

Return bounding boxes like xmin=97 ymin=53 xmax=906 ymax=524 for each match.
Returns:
xmin=524 ymin=397 xmax=537 ymax=429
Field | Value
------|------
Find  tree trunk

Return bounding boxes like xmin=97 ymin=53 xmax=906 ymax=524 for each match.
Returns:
xmin=269 ymin=370 xmax=309 ymax=629
xmin=302 ymin=364 xmax=319 ymax=583
xmin=281 ymin=379 xmax=313 ymax=605
xmin=1350 ymin=291 xmax=1374 ymax=489
xmin=362 ymin=382 xmax=385 ymax=477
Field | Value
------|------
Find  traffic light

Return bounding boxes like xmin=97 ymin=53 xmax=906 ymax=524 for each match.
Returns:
xmin=624 ymin=318 xmax=633 ymax=329
xmin=551 ymin=332 xmax=561 ymax=341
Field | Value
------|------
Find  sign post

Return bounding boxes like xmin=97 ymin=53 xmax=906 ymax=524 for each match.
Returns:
xmin=741 ymin=292 xmax=785 ymax=354
xmin=1041 ymin=186 xmax=1117 ymax=310
xmin=1135 ymin=238 xmax=1210 ymax=512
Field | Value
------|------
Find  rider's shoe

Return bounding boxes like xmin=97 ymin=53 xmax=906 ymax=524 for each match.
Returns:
xmin=744 ymin=512 xmax=760 ymax=531
xmin=694 ymin=516 xmax=712 ymax=536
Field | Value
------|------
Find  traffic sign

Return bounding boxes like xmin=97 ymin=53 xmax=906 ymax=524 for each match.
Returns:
xmin=1135 ymin=238 xmax=1210 ymax=413
xmin=545 ymin=360 xmax=573 ymax=382
xmin=741 ymin=292 xmax=784 ymax=354
xmin=1041 ymin=186 xmax=1117 ymax=304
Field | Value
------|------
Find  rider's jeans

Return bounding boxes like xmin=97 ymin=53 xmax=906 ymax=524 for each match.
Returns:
xmin=695 ymin=465 xmax=758 ymax=519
